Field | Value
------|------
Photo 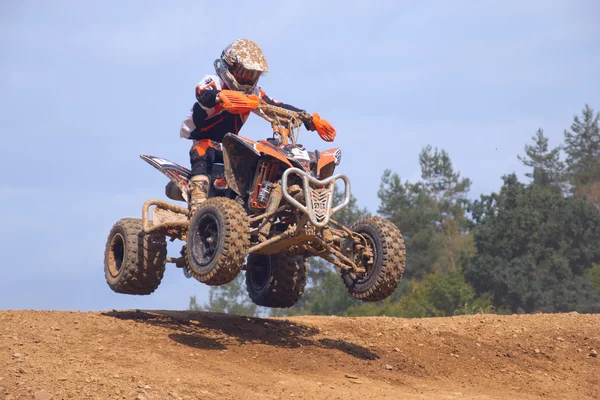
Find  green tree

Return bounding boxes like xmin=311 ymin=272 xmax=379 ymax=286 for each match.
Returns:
xmin=517 ymin=128 xmax=566 ymax=192
xmin=419 ymin=145 xmax=472 ymax=214
xmin=419 ymin=145 xmax=473 ymax=273
xmin=189 ymin=295 xmax=201 ymax=310
xmin=378 ymin=170 xmax=441 ymax=278
xmin=563 ymin=105 xmax=600 ymax=210
xmin=586 ymin=264 xmax=600 ymax=295
xmin=465 ymin=174 xmax=600 ymax=314
xmin=377 ymin=145 xmax=473 ymax=277
xmin=564 ymin=105 xmax=600 ymax=187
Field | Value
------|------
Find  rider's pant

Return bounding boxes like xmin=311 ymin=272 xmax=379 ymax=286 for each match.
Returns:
xmin=189 ymin=139 xmax=223 ymax=177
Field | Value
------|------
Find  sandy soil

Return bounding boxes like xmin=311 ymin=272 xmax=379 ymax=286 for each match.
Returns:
xmin=0 ymin=310 xmax=598 ymax=399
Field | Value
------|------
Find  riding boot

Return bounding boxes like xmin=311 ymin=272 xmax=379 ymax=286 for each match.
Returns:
xmin=189 ymin=174 xmax=210 ymax=216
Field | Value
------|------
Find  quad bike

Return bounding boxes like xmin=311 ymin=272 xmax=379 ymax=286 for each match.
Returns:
xmin=103 ymin=90 xmax=406 ymax=308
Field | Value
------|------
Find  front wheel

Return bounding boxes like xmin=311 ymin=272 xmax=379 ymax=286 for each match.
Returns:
xmin=185 ymin=198 xmax=249 ymax=286
xmin=341 ymin=217 xmax=406 ymax=302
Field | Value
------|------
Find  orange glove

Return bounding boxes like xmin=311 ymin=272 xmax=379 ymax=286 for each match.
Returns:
xmin=312 ymin=113 xmax=336 ymax=142
xmin=218 ymin=90 xmax=260 ymax=114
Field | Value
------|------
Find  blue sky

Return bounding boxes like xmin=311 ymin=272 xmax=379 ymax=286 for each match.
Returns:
xmin=1 ymin=1 xmax=599 ymax=311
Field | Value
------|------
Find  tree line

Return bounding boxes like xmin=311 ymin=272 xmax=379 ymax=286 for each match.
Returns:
xmin=190 ymin=104 xmax=600 ymax=317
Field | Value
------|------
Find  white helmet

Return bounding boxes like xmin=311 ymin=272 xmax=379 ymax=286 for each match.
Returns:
xmin=214 ymin=39 xmax=268 ymax=94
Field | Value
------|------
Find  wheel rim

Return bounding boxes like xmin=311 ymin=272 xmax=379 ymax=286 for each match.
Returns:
xmin=249 ymin=255 xmax=271 ymax=291
xmin=350 ymin=234 xmax=377 ymax=284
xmin=191 ymin=213 xmax=220 ymax=267
xmin=108 ymin=233 xmax=125 ymax=277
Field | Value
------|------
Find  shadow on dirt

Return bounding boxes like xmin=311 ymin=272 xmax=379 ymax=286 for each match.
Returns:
xmin=102 ymin=310 xmax=379 ymax=360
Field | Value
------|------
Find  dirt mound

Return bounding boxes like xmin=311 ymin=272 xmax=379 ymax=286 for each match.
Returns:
xmin=0 ymin=310 xmax=598 ymax=399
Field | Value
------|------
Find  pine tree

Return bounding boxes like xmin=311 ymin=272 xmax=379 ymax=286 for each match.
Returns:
xmin=563 ymin=105 xmax=600 ymax=210
xmin=419 ymin=145 xmax=473 ymax=272
xmin=378 ymin=145 xmax=473 ymax=277
xmin=419 ymin=145 xmax=472 ymax=212
xmin=517 ymin=128 xmax=566 ymax=192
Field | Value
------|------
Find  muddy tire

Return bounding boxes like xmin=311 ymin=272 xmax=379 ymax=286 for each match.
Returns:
xmin=104 ymin=218 xmax=167 ymax=295
xmin=341 ymin=217 xmax=406 ymax=302
xmin=245 ymin=252 xmax=308 ymax=308
xmin=185 ymin=198 xmax=249 ymax=286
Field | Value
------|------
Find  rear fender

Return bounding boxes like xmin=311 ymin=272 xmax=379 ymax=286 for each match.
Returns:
xmin=140 ymin=155 xmax=191 ymax=202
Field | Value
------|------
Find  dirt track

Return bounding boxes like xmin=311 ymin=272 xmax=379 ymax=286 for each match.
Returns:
xmin=0 ymin=310 xmax=598 ymax=400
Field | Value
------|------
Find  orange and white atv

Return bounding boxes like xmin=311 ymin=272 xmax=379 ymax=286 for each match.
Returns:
xmin=103 ymin=90 xmax=406 ymax=308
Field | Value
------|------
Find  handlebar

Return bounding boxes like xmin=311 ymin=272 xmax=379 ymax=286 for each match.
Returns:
xmin=217 ymin=89 xmax=335 ymax=144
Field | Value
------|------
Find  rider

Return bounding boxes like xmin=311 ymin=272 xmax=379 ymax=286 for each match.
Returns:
xmin=180 ymin=38 xmax=334 ymax=214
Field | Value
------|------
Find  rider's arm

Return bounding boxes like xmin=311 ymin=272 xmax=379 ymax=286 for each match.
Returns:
xmin=258 ymin=88 xmax=305 ymax=113
xmin=195 ymin=76 xmax=221 ymax=109
xmin=254 ymin=87 xmax=336 ymax=142
xmin=180 ymin=75 xmax=223 ymax=140
xmin=257 ymin=87 xmax=320 ymax=133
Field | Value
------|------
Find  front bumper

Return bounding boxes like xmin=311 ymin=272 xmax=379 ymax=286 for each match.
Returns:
xmin=281 ymin=167 xmax=351 ymax=228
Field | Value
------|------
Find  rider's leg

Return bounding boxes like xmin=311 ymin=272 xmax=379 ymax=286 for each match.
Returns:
xmin=189 ymin=140 xmax=216 ymax=215
xmin=212 ymin=148 xmax=226 ymax=187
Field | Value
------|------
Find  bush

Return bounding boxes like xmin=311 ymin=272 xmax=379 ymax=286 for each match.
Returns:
xmin=347 ymin=271 xmax=493 ymax=318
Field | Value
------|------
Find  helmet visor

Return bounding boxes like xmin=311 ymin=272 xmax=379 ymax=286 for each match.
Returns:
xmin=229 ymin=63 xmax=262 ymax=86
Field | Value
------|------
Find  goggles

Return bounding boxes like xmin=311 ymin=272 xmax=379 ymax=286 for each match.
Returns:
xmin=228 ymin=62 xmax=262 ymax=86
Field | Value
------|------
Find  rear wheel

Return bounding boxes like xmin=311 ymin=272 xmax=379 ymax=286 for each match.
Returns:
xmin=341 ymin=217 xmax=405 ymax=301
xmin=104 ymin=218 xmax=167 ymax=295
xmin=185 ymin=198 xmax=249 ymax=286
xmin=245 ymin=252 xmax=308 ymax=308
